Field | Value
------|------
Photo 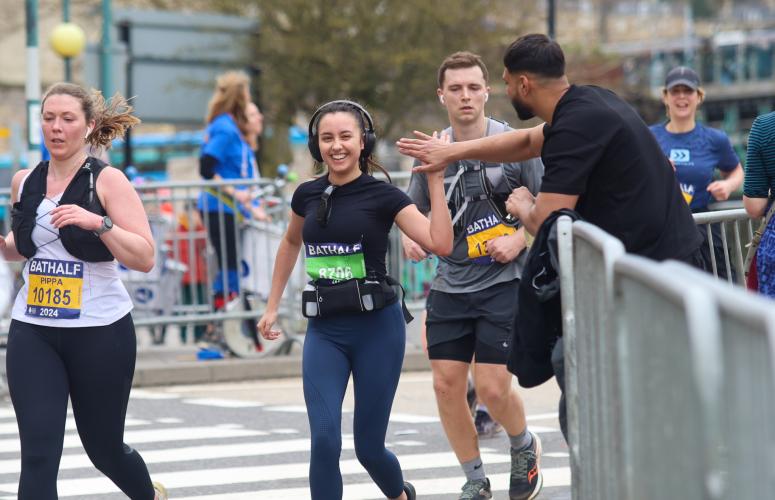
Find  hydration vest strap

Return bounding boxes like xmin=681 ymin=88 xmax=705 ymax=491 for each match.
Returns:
xmin=384 ymin=275 xmax=414 ymax=324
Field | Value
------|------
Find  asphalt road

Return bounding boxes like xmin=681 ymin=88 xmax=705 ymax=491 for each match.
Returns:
xmin=0 ymin=373 xmax=570 ymax=499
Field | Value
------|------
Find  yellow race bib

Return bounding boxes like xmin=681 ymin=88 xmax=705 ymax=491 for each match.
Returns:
xmin=26 ymin=258 xmax=84 ymax=319
xmin=465 ymin=214 xmax=517 ymax=264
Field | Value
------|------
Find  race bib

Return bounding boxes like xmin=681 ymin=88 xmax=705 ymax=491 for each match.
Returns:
xmin=26 ymin=258 xmax=84 ymax=319
xmin=679 ymin=182 xmax=695 ymax=206
xmin=304 ymin=241 xmax=366 ymax=282
xmin=465 ymin=214 xmax=517 ymax=264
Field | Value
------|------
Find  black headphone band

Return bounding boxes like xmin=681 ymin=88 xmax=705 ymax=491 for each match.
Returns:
xmin=307 ymin=100 xmax=375 ymax=139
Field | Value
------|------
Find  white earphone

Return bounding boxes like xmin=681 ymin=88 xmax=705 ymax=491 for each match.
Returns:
xmin=85 ymin=128 xmax=93 ymax=139
xmin=439 ymin=95 xmax=446 ymax=105
xmin=484 ymin=92 xmax=489 ymax=102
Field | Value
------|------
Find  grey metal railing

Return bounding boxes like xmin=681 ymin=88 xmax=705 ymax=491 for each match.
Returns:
xmin=559 ymin=211 xmax=775 ymax=499
xmin=692 ymin=208 xmax=756 ymax=285
xmin=560 ymin=220 xmax=625 ymax=500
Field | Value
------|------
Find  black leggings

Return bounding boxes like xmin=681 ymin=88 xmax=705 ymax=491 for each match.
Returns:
xmin=204 ymin=211 xmax=239 ymax=291
xmin=6 ymin=314 xmax=154 ymax=500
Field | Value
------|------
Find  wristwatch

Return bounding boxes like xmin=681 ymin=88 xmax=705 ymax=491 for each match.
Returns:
xmin=93 ymin=216 xmax=114 ymax=236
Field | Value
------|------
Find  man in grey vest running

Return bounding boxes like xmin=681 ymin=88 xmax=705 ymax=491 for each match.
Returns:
xmin=402 ymin=52 xmax=544 ymax=500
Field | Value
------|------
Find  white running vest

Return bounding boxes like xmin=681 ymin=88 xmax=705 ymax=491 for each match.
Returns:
xmin=11 ymin=174 xmax=133 ymax=327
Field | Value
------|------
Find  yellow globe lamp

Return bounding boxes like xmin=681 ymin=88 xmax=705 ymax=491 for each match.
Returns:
xmin=50 ymin=22 xmax=86 ymax=58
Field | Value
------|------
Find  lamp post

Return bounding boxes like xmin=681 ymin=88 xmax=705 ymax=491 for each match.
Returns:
xmin=101 ymin=0 xmax=112 ymax=97
xmin=50 ymin=21 xmax=86 ymax=82
xmin=118 ymin=20 xmax=133 ymax=169
xmin=548 ymin=0 xmax=556 ymax=39
xmin=25 ymin=0 xmax=41 ymax=168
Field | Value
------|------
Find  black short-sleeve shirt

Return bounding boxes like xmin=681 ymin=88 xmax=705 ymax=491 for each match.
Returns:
xmin=540 ymin=85 xmax=702 ymax=260
xmin=291 ymin=173 xmax=413 ymax=281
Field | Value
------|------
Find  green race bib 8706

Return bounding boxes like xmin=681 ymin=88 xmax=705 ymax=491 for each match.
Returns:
xmin=304 ymin=241 xmax=366 ymax=282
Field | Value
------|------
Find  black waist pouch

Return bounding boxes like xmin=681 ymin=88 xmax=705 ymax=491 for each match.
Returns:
xmin=302 ymin=279 xmax=390 ymax=318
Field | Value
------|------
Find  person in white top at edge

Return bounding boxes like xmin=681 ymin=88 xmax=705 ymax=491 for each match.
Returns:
xmin=0 ymin=83 xmax=168 ymax=500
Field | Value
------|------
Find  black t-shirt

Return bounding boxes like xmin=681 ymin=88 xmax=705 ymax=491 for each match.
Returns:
xmin=291 ymin=173 xmax=413 ymax=282
xmin=540 ymin=85 xmax=702 ymax=260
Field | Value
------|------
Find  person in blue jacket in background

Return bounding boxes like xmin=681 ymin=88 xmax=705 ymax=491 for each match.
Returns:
xmin=198 ymin=71 xmax=266 ymax=306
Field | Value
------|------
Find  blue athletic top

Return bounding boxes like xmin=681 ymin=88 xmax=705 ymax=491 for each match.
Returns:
xmin=744 ymin=112 xmax=775 ymax=199
xmin=650 ymin=122 xmax=739 ymax=212
xmin=198 ymin=113 xmax=257 ymax=216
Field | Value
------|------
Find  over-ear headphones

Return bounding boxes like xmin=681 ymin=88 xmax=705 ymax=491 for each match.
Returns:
xmin=307 ymin=100 xmax=376 ymax=163
xmin=439 ymin=95 xmax=446 ymax=105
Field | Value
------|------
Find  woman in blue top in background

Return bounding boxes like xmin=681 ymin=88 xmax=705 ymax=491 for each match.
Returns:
xmin=199 ymin=71 xmax=266 ymax=306
xmin=650 ymin=66 xmax=743 ymax=279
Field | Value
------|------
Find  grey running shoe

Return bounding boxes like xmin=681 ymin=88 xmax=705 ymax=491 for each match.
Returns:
xmin=459 ymin=477 xmax=493 ymax=500
xmin=509 ymin=431 xmax=543 ymax=500
xmin=474 ymin=408 xmax=503 ymax=438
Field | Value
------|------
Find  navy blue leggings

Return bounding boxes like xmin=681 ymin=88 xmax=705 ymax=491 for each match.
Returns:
xmin=303 ymin=302 xmax=406 ymax=500
xmin=5 ymin=314 xmax=154 ymax=500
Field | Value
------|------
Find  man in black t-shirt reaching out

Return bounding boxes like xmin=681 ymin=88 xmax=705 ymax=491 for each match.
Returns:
xmin=397 ymin=33 xmax=704 ymax=437
xmin=398 ymin=33 xmax=701 ymax=261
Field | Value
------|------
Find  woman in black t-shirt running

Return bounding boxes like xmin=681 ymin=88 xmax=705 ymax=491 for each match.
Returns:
xmin=258 ymin=101 xmax=452 ymax=500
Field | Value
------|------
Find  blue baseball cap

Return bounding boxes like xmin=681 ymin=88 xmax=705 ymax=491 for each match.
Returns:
xmin=665 ymin=66 xmax=700 ymax=90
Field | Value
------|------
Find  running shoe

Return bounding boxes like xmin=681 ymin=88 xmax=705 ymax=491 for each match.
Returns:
xmin=403 ymin=481 xmax=416 ymax=500
xmin=474 ymin=408 xmax=503 ymax=438
xmin=509 ymin=431 xmax=543 ymax=500
xmin=459 ymin=477 xmax=493 ymax=499
xmin=152 ymin=481 xmax=168 ymax=500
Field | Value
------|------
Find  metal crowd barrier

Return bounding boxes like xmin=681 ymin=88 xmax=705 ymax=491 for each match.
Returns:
xmin=692 ymin=208 xmax=756 ymax=285
xmin=557 ymin=219 xmax=625 ymax=500
xmin=559 ymin=212 xmax=775 ymax=499
xmin=0 ymin=171 xmax=436 ymax=354
xmin=0 ymin=177 xmax=308 ymax=356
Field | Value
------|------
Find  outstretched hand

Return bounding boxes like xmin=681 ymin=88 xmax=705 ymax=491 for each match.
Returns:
xmin=397 ymin=130 xmax=452 ymax=174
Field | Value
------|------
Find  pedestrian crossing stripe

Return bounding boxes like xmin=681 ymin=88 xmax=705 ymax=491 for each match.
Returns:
xmin=0 ymin=392 xmax=568 ymax=498
xmin=164 ymin=469 xmax=573 ymax=500
xmin=0 ymin=438 xmax=496 ymax=475
xmin=182 ymin=398 xmax=265 ymax=408
xmin=0 ymin=417 xmax=148 ymax=436
xmin=0 ymin=452 xmax=570 ymax=497
xmin=0 ymin=426 xmax=267 ymax=453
